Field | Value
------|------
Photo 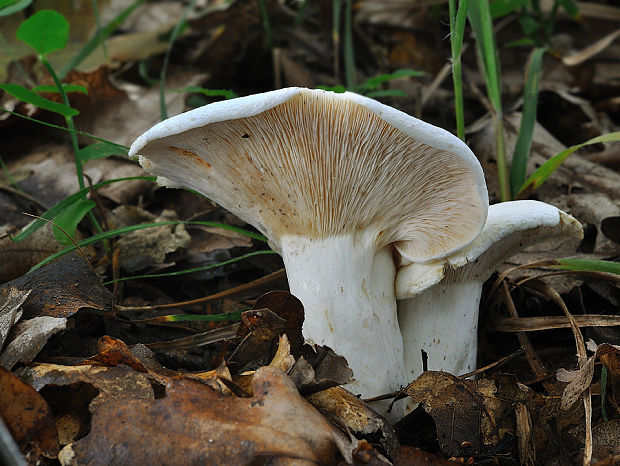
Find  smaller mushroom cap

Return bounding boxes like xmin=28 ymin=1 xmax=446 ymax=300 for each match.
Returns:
xmin=395 ymin=200 xmax=584 ymax=299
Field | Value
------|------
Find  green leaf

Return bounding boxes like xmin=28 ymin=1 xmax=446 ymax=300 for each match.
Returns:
xmin=0 ymin=0 xmax=31 ymax=17
xmin=506 ymin=37 xmax=537 ymax=48
xmin=517 ymin=131 xmax=620 ymax=197
xmin=518 ymin=15 xmax=540 ymax=36
xmin=552 ymin=258 xmax=620 ymax=275
xmin=12 ymin=176 xmax=155 ymax=242
xmin=361 ymin=69 xmax=424 ymax=90
xmin=365 ymin=89 xmax=408 ymax=98
xmin=78 ymin=141 xmax=127 ymax=162
xmin=59 ymin=0 xmax=144 ymax=79
xmin=32 ymin=84 xmax=88 ymax=94
xmin=16 ymin=9 xmax=69 ymax=56
xmin=316 ymin=85 xmax=347 ymax=93
xmin=52 ymin=197 xmax=96 ymax=245
xmin=177 ymin=86 xmax=238 ymax=100
xmin=489 ymin=0 xmax=528 ymax=18
xmin=0 ymin=83 xmax=78 ymax=117
xmin=557 ymin=0 xmax=580 ymax=19
xmin=510 ymin=47 xmax=546 ymax=198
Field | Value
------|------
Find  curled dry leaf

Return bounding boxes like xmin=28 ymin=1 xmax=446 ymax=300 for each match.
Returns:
xmin=1 ymin=316 xmax=67 ymax=370
xmin=59 ymin=366 xmax=352 ymax=465
xmin=556 ymin=342 xmax=620 ymax=410
xmin=0 ymin=253 xmax=112 ymax=319
xmin=0 ymin=366 xmax=59 ymax=459
xmin=0 ymin=286 xmax=30 ymax=349
xmin=77 ymin=336 xmax=148 ymax=373
xmin=307 ymin=386 xmax=399 ymax=457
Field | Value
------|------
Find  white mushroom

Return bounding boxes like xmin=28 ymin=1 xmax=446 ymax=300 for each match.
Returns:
xmin=396 ymin=200 xmax=583 ymax=391
xmin=128 ymin=88 xmax=488 ymax=413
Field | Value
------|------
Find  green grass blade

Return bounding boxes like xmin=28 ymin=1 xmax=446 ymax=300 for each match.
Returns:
xmin=159 ymin=0 xmax=197 ymax=121
xmin=104 ymin=250 xmax=276 ymax=284
xmin=467 ymin=0 xmax=502 ymax=109
xmin=468 ymin=0 xmax=509 ymax=200
xmin=510 ymin=47 xmax=546 ymax=198
xmin=449 ymin=0 xmax=469 ymax=141
xmin=59 ymin=0 xmax=143 ymax=78
xmin=552 ymin=258 xmax=620 ymax=275
xmin=0 ymin=84 xmax=78 ymax=117
xmin=32 ymin=84 xmax=88 ymax=94
xmin=0 ymin=0 xmax=32 ymax=17
xmin=12 ymin=176 xmax=155 ymax=242
xmin=140 ymin=310 xmax=244 ymax=323
xmin=332 ymin=0 xmax=342 ymax=79
xmin=176 ymin=86 xmax=238 ymax=100
xmin=344 ymin=0 xmax=355 ymax=90
xmin=517 ymin=131 xmax=620 ymax=197
xmin=256 ymin=0 xmax=273 ymax=49
xmin=0 ymin=106 xmax=130 ymax=148
xmin=29 ymin=220 xmax=268 ymax=272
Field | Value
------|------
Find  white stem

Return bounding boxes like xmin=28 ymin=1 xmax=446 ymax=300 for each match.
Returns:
xmin=280 ymin=235 xmax=406 ymax=403
xmin=398 ymin=281 xmax=482 ymax=381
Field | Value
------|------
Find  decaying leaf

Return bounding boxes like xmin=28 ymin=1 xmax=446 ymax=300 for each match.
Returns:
xmin=0 ymin=227 xmax=65 ymax=283
xmin=405 ymin=371 xmax=510 ymax=458
xmin=19 ymin=363 xmax=156 ymax=415
xmin=0 ymin=366 xmax=59 ymax=459
xmin=58 ymin=366 xmax=352 ymax=465
xmin=1 ymin=316 xmax=67 ymax=370
xmin=556 ymin=341 xmax=620 ymax=410
xmin=0 ymin=253 xmax=112 ymax=319
xmin=307 ymin=386 xmax=399 ymax=456
xmin=116 ymin=209 xmax=191 ymax=272
xmin=0 ymin=286 xmax=30 ymax=349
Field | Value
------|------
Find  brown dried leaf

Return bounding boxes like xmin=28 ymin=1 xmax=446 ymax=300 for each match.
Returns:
xmin=60 ymin=366 xmax=351 ymax=465
xmin=0 ymin=253 xmax=112 ymax=319
xmin=0 ymin=365 xmax=58 ymax=459
xmin=405 ymin=371 xmax=509 ymax=457
xmin=0 ymin=227 xmax=64 ymax=283
xmin=307 ymin=386 xmax=398 ymax=456
xmin=598 ymin=343 xmax=620 ymax=377
xmin=78 ymin=336 xmax=148 ymax=373
xmin=19 ymin=363 xmax=155 ymax=415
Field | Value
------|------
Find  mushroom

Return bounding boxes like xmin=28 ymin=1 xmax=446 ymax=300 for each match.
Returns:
xmin=396 ymin=200 xmax=583 ymax=387
xmin=128 ymin=88 xmax=488 ymax=411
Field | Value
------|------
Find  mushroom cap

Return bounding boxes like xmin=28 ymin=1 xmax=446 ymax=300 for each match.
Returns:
xmin=129 ymin=88 xmax=488 ymax=261
xmin=395 ymin=200 xmax=584 ymax=299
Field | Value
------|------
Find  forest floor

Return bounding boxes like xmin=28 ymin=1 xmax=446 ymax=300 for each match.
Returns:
xmin=0 ymin=1 xmax=619 ymax=465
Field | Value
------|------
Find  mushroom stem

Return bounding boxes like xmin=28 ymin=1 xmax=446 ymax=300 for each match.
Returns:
xmin=398 ymin=281 xmax=482 ymax=380
xmin=280 ymin=234 xmax=405 ymax=402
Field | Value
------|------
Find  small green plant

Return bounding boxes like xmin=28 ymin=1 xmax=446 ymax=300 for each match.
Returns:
xmin=318 ymin=69 xmax=424 ymax=98
xmin=489 ymin=0 xmax=580 ymax=47
xmin=454 ymin=0 xmax=620 ymax=202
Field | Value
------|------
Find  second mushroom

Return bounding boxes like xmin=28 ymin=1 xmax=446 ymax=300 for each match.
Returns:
xmin=129 ymin=88 xmax=489 ymax=413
